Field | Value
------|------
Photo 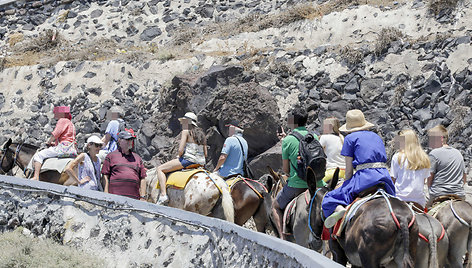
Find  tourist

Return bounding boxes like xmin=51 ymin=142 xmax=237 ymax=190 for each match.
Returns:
xmin=319 ymin=117 xmax=345 ymax=182
xmin=32 ymin=106 xmax=77 ymax=181
xmin=213 ymin=120 xmax=248 ymax=179
xmin=102 ymin=129 xmax=147 ymax=200
xmin=65 ymin=135 xmax=103 ymax=191
xmin=426 ymin=125 xmax=466 ymax=206
xmin=98 ymin=106 xmax=125 ymax=162
xmin=322 ymin=109 xmax=395 ymax=228
xmin=156 ymin=112 xmax=207 ymax=205
xmin=390 ymin=129 xmax=430 ymax=208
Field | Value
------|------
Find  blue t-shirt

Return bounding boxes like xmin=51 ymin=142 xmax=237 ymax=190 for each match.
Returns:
xmin=219 ymin=134 xmax=248 ymax=177
xmin=105 ymin=119 xmax=121 ymax=152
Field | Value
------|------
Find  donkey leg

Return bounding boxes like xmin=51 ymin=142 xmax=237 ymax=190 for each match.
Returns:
xmin=329 ymin=239 xmax=348 ymax=266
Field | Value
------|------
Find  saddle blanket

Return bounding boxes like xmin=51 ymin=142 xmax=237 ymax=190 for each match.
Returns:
xmin=226 ymin=176 xmax=244 ymax=189
xmin=155 ymin=168 xmax=205 ymax=189
xmin=27 ymin=157 xmax=73 ymax=173
xmin=283 ymin=190 xmax=309 ymax=235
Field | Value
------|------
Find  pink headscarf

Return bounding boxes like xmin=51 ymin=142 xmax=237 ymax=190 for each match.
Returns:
xmin=53 ymin=106 xmax=72 ymax=120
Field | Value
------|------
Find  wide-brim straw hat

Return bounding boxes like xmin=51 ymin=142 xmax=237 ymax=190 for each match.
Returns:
xmin=178 ymin=112 xmax=198 ymax=126
xmin=339 ymin=109 xmax=375 ymax=133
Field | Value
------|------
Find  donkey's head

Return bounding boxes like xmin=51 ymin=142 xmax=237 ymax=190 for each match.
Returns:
xmin=0 ymin=139 xmax=14 ymax=174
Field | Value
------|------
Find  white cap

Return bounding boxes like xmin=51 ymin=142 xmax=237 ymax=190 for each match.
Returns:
xmin=87 ymin=135 xmax=104 ymax=145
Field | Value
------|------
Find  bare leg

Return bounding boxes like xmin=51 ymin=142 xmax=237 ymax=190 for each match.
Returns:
xmin=271 ymin=199 xmax=286 ymax=240
xmin=33 ymin=161 xmax=42 ymax=181
xmin=156 ymin=159 xmax=184 ymax=197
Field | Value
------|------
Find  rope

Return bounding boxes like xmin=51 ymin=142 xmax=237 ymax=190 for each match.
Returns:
xmin=308 ymin=188 xmax=323 ymax=239
xmin=241 ymin=177 xmax=264 ymax=199
xmin=203 ymin=171 xmax=226 ymax=195
xmin=379 ymin=189 xmax=415 ymax=228
xmin=450 ymin=201 xmax=470 ymax=227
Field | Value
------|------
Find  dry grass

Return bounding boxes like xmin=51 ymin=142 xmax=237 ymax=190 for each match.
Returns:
xmin=0 ymin=228 xmax=105 ymax=268
xmin=428 ymin=0 xmax=463 ymax=15
xmin=8 ymin=33 xmax=24 ymax=47
xmin=339 ymin=45 xmax=364 ymax=65
xmin=374 ymin=27 xmax=404 ymax=56
xmin=393 ymin=83 xmax=407 ymax=105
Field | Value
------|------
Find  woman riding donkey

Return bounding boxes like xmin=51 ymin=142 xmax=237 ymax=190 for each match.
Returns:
xmin=156 ymin=112 xmax=207 ymax=205
xmin=323 ymin=109 xmax=396 ymax=228
xmin=32 ymin=106 xmax=77 ymax=181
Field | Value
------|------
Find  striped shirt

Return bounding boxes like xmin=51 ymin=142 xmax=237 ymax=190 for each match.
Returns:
xmin=101 ymin=148 xmax=146 ymax=199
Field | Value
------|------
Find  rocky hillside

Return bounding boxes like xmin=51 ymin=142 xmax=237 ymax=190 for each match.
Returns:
xmin=0 ymin=0 xmax=471 ymax=175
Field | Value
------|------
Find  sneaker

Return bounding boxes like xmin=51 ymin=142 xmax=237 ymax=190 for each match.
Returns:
xmin=156 ymin=195 xmax=169 ymax=206
xmin=324 ymin=208 xmax=346 ymax=228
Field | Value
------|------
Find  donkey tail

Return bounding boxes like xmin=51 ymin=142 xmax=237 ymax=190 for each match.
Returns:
xmin=466 ymin=225 xmax=472 ymax=267
xmin=427 ymin=230 xmax=438 ymax=268
xmin=210 ymin=173 xmax=234 ymax=223
xmin=400 ymin=217 xmax=414 ymax=268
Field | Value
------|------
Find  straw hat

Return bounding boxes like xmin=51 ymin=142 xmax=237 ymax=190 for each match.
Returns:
xmin=339 ymin=109 xmax=375 ymax=133
xmin=178 ymin=112 xmax=198 ymax=127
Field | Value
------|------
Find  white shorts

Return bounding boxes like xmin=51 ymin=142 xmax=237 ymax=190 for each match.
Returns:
xmin=33 ymin=147 xmax=60 ymax=164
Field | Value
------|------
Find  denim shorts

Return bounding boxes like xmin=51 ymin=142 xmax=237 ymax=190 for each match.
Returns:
xmin=179 ymin=157 xmax=197 ymax=168
xmin=276 ymin=185 xmax=307 ymax=210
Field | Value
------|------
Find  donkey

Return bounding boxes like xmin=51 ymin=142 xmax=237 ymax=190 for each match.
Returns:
xmin=304 ymin=167 xmax=419 ymax=267
xmin=229 ymin=177 xmax=273 ymax=232
xmin=432 ymin=199 xmax=472 ymax=268
xmin=414 ymin=211 xmax=449 ymax=268
xmin=145 ymin=167 xmax=234 ymax=223
xmin=0 ymin=138 xmax=76 ymax=185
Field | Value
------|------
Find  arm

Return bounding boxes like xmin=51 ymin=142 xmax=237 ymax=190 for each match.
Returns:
xmin=103 ymin=175 xmax=110 ymax=193
xmin=102 ymin=133 xmax=111 ymax=148
xmin=427 ymin=173 xmax=434 ymax=188
xmin=178 ymin=130 xmax=189 ymax=157
xmin=203 ymin=141 xmax=208 ymax=158
xmin=345 ymin=156 xmax=353 ymax=180
xmin=140 ymin=177 xmax=147 ymax=200
xmin=47 ymin=135 xmax=55 ymax=146
xmin=463 ymin=173 xmax=467 ymax=185
xmin=213 ymin=154 xmax=228 ymax=172
xmin=65 ymin=153 xmax=87 ymax=184
xmin=282 ymin=159 xmax=290 ymax=175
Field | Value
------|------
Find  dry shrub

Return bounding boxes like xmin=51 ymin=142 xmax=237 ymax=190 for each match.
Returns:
xmin=374 ymin=27 xmax=404 ymax=56
xmin=393 ymin=83 xmax=407 ymax=105
xmin=0 ymin=228 xmax=105 ymax=267
xmin=448 ymin=103 xmax=470 ymax=138
xmin=340 ymin=45 xmax=364 ymax=65
xmin=428 ymin=0 xmax=463 ymax=15
xmin=19 ymin=29 xmax=61 ymax=52
xmin=8 ymin=32 xmax=24 ymax=47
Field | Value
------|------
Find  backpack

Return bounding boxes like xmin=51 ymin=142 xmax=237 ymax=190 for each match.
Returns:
xmin=290 ymin=131 xmax=327 ymax=181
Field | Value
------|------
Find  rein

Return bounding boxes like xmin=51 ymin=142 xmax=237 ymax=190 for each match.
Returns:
xmin=308 ymin=187 xmax=323 ymax=240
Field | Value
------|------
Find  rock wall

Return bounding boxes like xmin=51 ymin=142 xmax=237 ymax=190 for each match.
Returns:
xmin=0 ymin=175 xmax=340 ymax=268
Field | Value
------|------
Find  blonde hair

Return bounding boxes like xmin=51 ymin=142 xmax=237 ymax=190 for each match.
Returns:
xmin=428 ymin=125 xmax=448 ymax=144
xmin=397 ymin=129 xmax=430 ymax=170
xmin=324 ymin=117 xmax=344 ymax=144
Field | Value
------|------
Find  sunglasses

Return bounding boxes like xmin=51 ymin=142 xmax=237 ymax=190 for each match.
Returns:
xmin=90 ymin=143 xmax=102 ymax=147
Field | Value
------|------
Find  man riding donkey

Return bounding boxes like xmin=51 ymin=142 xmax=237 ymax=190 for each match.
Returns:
xmin=272 ymin=107 xmax=326 ymax=240
xmin=213 ymin=120 xmax=248 ymax=179
xmin=32 ymin=106 xmax=77 ymax=181
xmin=322 ymin=109 xmax=396 ymax=228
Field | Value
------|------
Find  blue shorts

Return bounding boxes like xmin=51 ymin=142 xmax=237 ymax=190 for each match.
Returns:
xmin=179 ymin=157 xmax=197 ymax=168
xmin=276 ymin=185 xmax=307 ymax=210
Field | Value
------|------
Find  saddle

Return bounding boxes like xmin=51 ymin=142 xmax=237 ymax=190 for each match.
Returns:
xmin=155 ymin=168 xmax=205 ymax=190
xmin=26 ymin=157 xmax=74 ymax=174
xmin=283 ymin=190 xmax=310 ymax=235
xmin=428 ymin=194 xmax=464 ymax=217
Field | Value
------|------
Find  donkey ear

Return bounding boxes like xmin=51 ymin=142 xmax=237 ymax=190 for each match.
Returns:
xmin=267 ymin=166 xmax=280 ymax=183
xmin=305 ymin=167 xmax=317 ymax=190
xmin=328 ymin=168 xmax=340 ymax=191
xmin=3 ymin=139 xmax=12 ymax=149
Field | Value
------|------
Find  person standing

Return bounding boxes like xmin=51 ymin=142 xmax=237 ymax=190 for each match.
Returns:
xmin=322 ymin=109 xmax=395 ymax=228
xmin=390 ymin=129 xmax=430 ymax=208
xmin=426 ymin=125 xmax=466 ymax=206
xmin=32 ymin=106 xmax=77 ymax=181
xmin=65 ymin=135 xmax=104 ymax=191
xmin=102 ymin=129 xmax=147 ymax=200
xmin=271 ymin=107 xmax=323 ymax=240
xmin=156 ymin=112 xmax=207 ymax=205
xmin=319 ymin=117 xmax=346 ymax=182
xmin=213 ymin=120 xmax=248 ymax=178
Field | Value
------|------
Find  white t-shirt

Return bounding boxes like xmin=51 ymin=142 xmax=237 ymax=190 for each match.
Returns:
xmin=319 ymin=134 xmax=345 ymax=170
xmin=390 ymin=153 xmax=429 ymax=207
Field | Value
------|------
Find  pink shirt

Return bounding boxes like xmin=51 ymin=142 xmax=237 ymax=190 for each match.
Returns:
xmin=52 ymin=118 xmax=75 ymax=144
xmin=101 ymin=149 xmax=147 ymax=199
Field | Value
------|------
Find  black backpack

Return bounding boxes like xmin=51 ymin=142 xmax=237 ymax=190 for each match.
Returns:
xmin=290 ymin=131 xmax=327 ymax=181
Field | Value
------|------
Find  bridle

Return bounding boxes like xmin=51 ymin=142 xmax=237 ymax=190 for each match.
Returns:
xmin=1 ymin=142 xmax=25 ymax=174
